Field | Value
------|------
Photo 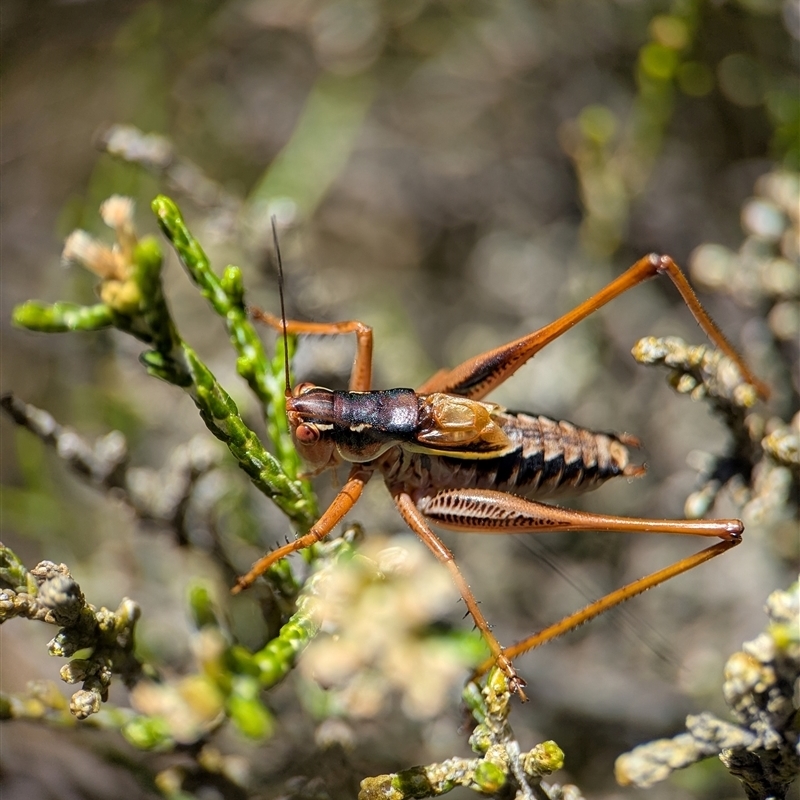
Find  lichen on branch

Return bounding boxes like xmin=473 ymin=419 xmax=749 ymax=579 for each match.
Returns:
xmin=0 ymin=545 xmax=144 ymax=719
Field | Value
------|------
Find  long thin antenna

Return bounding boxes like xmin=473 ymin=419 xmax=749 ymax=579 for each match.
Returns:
xmin=271 ymin=216 xmax=292 ymax=396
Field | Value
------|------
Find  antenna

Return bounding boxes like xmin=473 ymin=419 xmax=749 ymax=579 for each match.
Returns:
xmin=271 ymin=216 xmax=292 ymax=396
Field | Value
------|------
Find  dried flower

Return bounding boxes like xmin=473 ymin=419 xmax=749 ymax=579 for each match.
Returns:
xmin=62 ymin=196 xmax=142 ymax=314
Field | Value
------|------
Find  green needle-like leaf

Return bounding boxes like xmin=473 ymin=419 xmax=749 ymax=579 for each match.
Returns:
xmin=151 ymin=195 xmax=314 ymax=514
xmin=182 ymin=346 xmax=314 ymax=528
xmin=13 ymin=301 xmax=114 ymax=333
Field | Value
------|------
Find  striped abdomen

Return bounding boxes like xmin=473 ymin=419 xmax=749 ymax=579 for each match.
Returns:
xmin=381 ymin=411 xmax=644 ymax=498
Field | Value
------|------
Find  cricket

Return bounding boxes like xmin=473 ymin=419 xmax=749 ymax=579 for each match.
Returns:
xmin=235 ymin=239 xmax=768 ymax=696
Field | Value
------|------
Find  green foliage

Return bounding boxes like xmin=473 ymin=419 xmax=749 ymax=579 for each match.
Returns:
xmin=5 ymin=197 xmax=327 ymax=747
xmin=14 ymin=196 xmax=315 ymax=533
xmin=13 ymin=301 xmax=115 ymax=333
xmin=160 ymin=199 xmax=312 ymax=496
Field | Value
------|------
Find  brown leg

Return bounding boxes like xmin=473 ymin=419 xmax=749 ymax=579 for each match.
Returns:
xmin=416 ymin=488 xmax=743 ymax=540
xmin=472 ymin=538 xmax=740 ymax=679
xmin=412 ymin=487 xmax=742 ymax=682
xmin=249 ymin=306 xmax=374 ymax=392
xmin=416 ymin=254 xmax=767 ymax=400
xmin=392 ymin=491 xmax=527 ymax=697
xmin=232 ymin=467 xmax=372 ymax=593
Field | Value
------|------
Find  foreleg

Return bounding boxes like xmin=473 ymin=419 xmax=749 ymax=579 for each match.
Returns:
xmin=233 ymin=467 xmax=371 ymax=593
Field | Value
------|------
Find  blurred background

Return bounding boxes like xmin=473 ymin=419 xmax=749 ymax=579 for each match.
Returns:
xmin=1 ymin=1 xmax=798 ymax=799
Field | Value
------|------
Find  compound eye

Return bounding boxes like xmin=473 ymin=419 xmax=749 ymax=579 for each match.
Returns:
xmin=295 ymin=423 xmax=320 ymax=444
xmin=294 ymin=382 xmax=316 ymax=396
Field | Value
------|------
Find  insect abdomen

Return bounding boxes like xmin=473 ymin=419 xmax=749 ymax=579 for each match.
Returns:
xmin=383 ymin=412 xmax=643 ymax=497
xmin=487 ymin=412 xmax=643 ymax=496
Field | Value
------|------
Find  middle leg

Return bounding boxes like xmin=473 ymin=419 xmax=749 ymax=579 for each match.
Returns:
xmin=250 ymin=306 xmax=374 ymax=392
xmin=392 ymin=490 xmax=527 ymax=697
